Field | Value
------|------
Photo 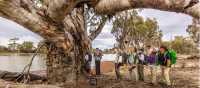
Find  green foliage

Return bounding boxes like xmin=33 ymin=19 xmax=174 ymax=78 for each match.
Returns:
xmin=162 ymin=36 xmax=199 ymax=54
xmin=18 ymin=41 xmax=34 ymax=53
xmin=112 ymin=10 xmax=162 ymax=48
xmin=8 ymin=37 xmax=19 ymax=52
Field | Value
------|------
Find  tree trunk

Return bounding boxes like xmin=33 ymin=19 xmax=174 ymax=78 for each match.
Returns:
xmin=44 ymin=7 xmax=90 ymax=85
xmin=0 ymin=1 xmax=90 ymax=85
xmin=1 ymin=0 xmax=200 ymax=86
xmin=46 ymin=42 xmax=74 ymax=84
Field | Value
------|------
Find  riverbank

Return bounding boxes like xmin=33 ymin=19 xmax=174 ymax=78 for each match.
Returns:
xmin=0 ymin=55 xmax=199 ymax=88
xmin=0 ymin=80 xmax=60 ymax=88
xmin=0 ymin=52 xmax=15 ymax=56
xmin=0 ymin=53 xmax=46 ymax=56
xmin=0 ymin=67 xmax=199 ymax=88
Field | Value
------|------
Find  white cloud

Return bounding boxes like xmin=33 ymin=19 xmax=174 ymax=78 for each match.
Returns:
xmin=0 ymin=17 xmax=43 ymax=47
xmin=93 ymin=9 xmax=193 ymax=49
xmin=92 ymin=38 xmax=116 ymax=49
xmin=0 ymin=9 xmax=194 ymax=49
xmin=0 ymin=37 xmax=9 ymax=46
xmin=138 ymin=9 xmax=192 ymax=41
xmin=92 ymin=24 xmax=116 ymax=49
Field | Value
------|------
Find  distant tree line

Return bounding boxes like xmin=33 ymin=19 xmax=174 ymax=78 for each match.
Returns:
xmin=111 ymin=10 xmax=199 ymax=55
xmin=0 ymin=45 xmax=9 ymax=53
xmin=0 ymin=38 xmax=35 ymax=53
xmin=162 ymin=36 xmax=199 ymax=55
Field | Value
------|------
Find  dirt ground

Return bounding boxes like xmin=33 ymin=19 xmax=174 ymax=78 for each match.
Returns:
xmin=0 ymin=55 xmax=199 ymax=88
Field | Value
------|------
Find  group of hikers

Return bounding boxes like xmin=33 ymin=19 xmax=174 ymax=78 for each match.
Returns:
xmin=84 ymin=45 xmax=177 ymax=87
xmin=114 ymin=45 xmax=177 ymax=87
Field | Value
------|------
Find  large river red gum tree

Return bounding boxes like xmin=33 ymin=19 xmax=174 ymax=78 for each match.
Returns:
xmin=0 ymin=0 xmax=199 ymax=86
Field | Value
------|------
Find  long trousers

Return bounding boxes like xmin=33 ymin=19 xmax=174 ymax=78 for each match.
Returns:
xmin=115 ymin=63 xmax=122 ymax=79
xmin=95 ymin=60 xmax=101 ymax=75
xmin=137 ymin=64 xmax=144 ymax=81
xmin=128 ymin=65 xmax=138 ymax=81
xmin=161 ymin=66 xmax=171 ymax=85
xmin=149 ymin=65 xmax=158 ymax=84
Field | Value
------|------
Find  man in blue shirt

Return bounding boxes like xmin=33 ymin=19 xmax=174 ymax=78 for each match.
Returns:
xmin=158 ymin=45 xmax=171 ymax=86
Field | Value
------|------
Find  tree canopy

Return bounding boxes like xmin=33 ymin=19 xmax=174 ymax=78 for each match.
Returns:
xmin=112 ymin=10 xmax=162 ymax=48
xmin=0 ymin=0 xmax=199 ymax=85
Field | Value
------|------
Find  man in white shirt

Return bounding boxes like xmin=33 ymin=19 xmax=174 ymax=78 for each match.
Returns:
xmin=114 ymin=48 xmax=123 ymax=80
xmin=94 ymin=48 xmax=103 ymax=75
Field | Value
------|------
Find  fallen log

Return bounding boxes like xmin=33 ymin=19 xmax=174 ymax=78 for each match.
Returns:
xmin=0 ymin=70 xmax=46 ymax=82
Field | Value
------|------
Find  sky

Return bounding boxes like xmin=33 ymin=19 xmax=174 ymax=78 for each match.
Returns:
xmin=0 ymin=9 xmax=193 ymax=49
xmin=0 ymin=17 xmax=43 ymax=47
xmin=93 ymin=9 xmax=193 ymax=49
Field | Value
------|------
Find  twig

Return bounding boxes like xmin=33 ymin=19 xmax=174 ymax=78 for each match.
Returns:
xmin=15 ymin=42 xmax=45 ymax=83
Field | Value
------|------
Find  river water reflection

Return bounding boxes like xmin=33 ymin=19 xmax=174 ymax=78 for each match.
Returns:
xmin=0 ymin=53 xmax=46 ymax=72
xmin=0 ymin=54 xmax=116 ymax=72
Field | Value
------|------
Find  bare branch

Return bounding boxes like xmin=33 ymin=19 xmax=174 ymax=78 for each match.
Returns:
xmin=89 ymin=16 xmax=108 ymax=40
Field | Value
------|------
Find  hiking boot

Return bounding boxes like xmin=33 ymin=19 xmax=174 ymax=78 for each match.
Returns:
xmin=148 ymin=83 xmax=154 ymax=86
xmin=89 ymin=77 xmax=97 ymax=86
xmin=166 ymin=85 xmax=172 ymax=88
xmin=159 ymin=83 xmax=172 ymax=88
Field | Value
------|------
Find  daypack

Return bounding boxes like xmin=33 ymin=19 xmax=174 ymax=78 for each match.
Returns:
xmin=122 ymin=52 xmax=129 ymax=64
xmin=127 ymin=53 xmax=137 ymax=64
xmin=166 ymin=49 xmax=177 ymax=65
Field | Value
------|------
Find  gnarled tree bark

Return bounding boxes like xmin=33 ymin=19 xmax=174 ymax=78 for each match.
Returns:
xmin=0 ymin=0 xmax=90 ymax=85
xmin=0 ymin=0 xmax=200 ymax=87
xmin=45 ymin=7 xmax=91 ymax=85
xmin=94 ymin=0 xmax=200 ymax=18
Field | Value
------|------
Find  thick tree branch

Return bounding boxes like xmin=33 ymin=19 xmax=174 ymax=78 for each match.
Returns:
xmin=0 ymin=0 xmax=55 ymax=38
xmin=63 ymin=8 xmax=91 ymax=51
xmin=0 ymin=0 xmax=74 ymax=52
xmin=89 ymin=16 xmax=108 ymax=40
xmin=20 ymin=0 xmax=36 ymax=13
xmin=94 ymin=0 xmax=200 ymax=18
xmin=44 ymin=0 xmax=97 ymax=22
xmin=45 ymin=0 xmax=79 ymax=22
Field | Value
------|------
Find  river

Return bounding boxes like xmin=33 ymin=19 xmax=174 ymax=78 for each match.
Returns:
xmin=0 ymin=53 xmax=46 ymax=72
xmin=0 ymin=53 xmax=116 ymax=72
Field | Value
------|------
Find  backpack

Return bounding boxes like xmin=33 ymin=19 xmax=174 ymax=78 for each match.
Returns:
xmin=127 ymin=53 xmax=137 ymax=64
xmin=166 ymin=49 xmax=177 ymax=65
xmin=122 ymin=52 xmax=129 ymax=64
